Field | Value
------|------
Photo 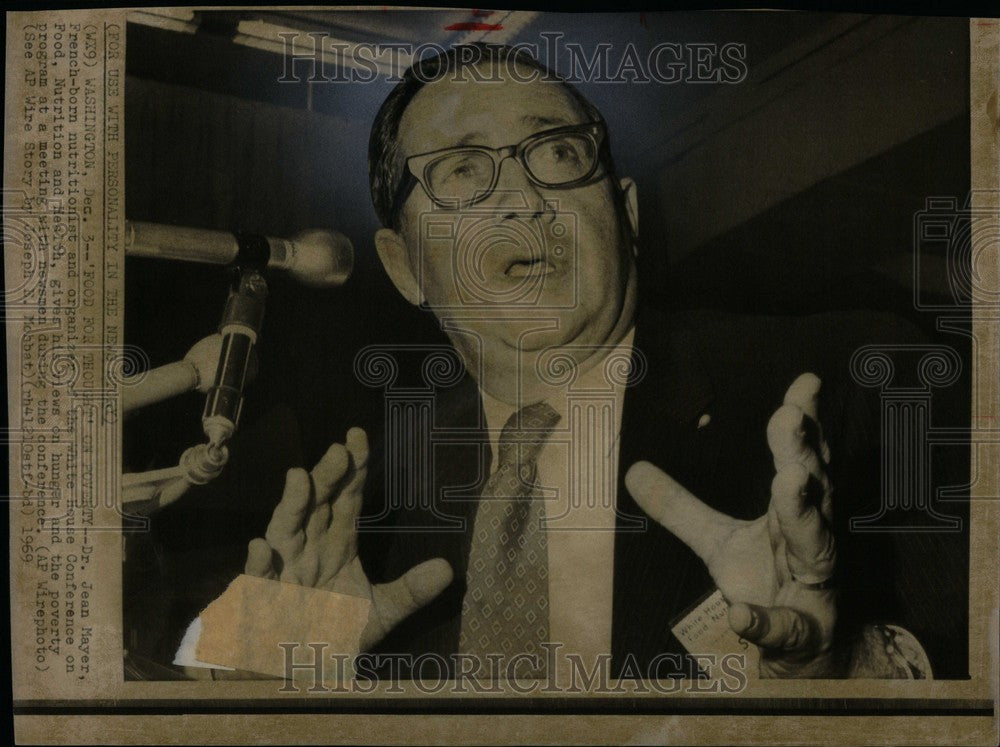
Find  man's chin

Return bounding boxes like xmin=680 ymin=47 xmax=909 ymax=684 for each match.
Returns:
xmin=436 ymin=301 xmax=614 ymax=357
xmin=504 ymin=309 xmax=592 ymax=352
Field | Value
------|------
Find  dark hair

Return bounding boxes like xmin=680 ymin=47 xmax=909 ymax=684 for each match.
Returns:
xmin=368 ymin=43 xmax=615 ymax=230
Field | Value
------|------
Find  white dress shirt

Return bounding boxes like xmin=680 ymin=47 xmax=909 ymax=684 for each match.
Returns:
xmin=478 ymin=329 xmax=635 ymax=666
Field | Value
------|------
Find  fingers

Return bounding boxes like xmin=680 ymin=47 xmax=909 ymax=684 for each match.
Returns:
xmin=625 ymin=461 xmax=741 ymax=565
xmin=782 ymin=372 xmax=831 ymax=463
xmin=305 ymin=428 xmax=370 ymax=541
xmin=771 ymin=463 xmax=836 ymax=582
xmin=766 ymin=405 xmax=825 ymax=479
xmin=767 ymin=374 xmax=833 ymax=521
xmin=244 ymin=537 xmax=276 ymax=579
xmin=729 ymin=601 xmax=816 ymax=652
xmin=344 ymin=427 xmax=370 ymax=490
xmin=331 ymin=427 xmax=369 ymax=526
xmin=307 ymin=430 xmax=368 ymax=506
xmin=259 ymin=428 xmax=371 ymax=587
xmin=303 ymin=442 xmax=348 ymax=541
xmin=311 ymin=441 xmax=351 ymax=500
xmin=338 ymin=428 xmax=370 ymax=503
xmin=769 ymin=377 xmax=836 ymax=585
xmin=783 ymin=372 xmax=821 ymax=419
xmin=265 ymin=468 xmax=311 ymax=560
xmin=372 ymin=558 xmax=454 ymax=636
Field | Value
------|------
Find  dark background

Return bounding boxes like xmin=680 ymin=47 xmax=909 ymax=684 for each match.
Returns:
xmin=121 ymin=9 xmax=973 ymax=674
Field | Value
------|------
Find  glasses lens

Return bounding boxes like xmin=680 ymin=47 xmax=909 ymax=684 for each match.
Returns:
xmin=425 ymin=151 xmax=495 ymax=206
xmin=524 ymin=132 xmax=597 ymax=186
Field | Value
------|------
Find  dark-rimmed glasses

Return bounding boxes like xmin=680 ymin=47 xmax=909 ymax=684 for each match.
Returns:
xmin=390 ymin=121 xmax=607 ymax=223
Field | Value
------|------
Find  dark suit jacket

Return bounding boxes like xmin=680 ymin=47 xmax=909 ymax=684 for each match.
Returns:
xmin=356 ymin=306 xmax=970 ymax=680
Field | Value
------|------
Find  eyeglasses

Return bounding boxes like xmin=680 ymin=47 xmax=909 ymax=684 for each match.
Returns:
xmin=390 ymin=121 xmax=607 ymax=222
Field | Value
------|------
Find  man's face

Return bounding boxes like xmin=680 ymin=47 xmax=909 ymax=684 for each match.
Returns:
xmin=378 ymin=61 xmax=638 ymax=381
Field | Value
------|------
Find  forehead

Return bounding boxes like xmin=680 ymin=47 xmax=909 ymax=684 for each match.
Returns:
xmin=398 ymin=61 xmax=589 ymax=156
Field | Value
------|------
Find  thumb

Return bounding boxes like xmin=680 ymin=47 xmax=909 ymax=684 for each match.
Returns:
xmin=728 ymin=602 xmax=816 ymax=653
xmin=625 ymin=460 xmax=739 ymax=564
xmin=365 ymin=558 xmax=454 ymax=649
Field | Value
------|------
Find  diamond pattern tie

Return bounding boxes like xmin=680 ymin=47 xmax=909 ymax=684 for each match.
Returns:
xmin=459 ymin=400 xmax=560 ymax=679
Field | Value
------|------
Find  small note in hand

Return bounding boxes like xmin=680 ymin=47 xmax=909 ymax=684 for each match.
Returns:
xmin=670 ymin=589 xmax=760 ymax=675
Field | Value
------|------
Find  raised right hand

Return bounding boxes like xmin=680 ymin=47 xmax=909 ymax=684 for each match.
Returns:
xmin=244 ymin=427 xmax=453 ymax=652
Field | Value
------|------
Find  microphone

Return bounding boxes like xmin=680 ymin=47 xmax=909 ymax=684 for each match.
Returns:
xmin=124 ymin=220 xmax=354 ymax=287
xmin=202 ymin=269 xmax=267 ymax=447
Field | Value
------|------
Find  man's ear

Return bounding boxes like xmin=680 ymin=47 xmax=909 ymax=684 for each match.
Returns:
xmin=619 ymin=177 xmax=639 ymax=250
xmin=374 ymin=228 xmax=424 ymax=306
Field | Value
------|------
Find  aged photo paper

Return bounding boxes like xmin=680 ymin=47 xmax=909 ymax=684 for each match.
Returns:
xmin=4 ymin=6 xmax=999 ymax=745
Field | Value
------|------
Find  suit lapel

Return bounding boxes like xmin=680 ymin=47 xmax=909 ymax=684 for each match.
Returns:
xmin=363 ymin=371 xmax=488 ymax=675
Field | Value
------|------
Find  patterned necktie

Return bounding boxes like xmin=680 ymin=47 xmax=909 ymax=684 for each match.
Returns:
xmin=460 ymin=400 xmax=560 ymax=679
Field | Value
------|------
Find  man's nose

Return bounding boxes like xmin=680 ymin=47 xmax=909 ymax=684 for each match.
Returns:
xmin=491 ymin=157 xmax=549 ymax=221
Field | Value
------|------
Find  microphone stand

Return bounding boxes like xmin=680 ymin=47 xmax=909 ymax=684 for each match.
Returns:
xmin=122 ymin=263 xmax=268 ymax=514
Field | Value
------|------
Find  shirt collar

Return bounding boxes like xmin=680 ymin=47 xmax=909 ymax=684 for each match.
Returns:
xmin=480 ymin=328 xmax=636 ymax=455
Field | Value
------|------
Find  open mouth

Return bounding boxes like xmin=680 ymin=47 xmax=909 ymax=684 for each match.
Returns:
xmin=505 ymin=257 xmax=555 ymax=278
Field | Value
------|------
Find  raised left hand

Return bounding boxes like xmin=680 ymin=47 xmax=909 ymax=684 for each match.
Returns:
xmin=625 ymin=372 xmax=839 ymax=677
